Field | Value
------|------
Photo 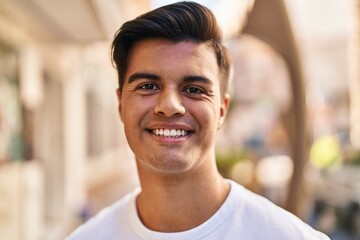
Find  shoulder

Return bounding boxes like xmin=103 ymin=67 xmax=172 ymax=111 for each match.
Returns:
xmin=227 ymin=180 xmax=330 ymax=240
xmin=66 ymin=190 xmax=137 ymax=240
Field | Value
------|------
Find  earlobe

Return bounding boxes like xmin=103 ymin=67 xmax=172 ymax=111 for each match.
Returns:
xmin=218 ymin=94 xmax=230 ymax=129
xmin=116 ymin=88 xmax=123 ymax=122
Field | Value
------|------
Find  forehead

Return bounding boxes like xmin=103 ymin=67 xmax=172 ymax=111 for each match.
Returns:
xmin=126 ymin=39 xmax=219 ymax=77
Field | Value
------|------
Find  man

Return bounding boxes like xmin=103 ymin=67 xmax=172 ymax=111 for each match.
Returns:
xmin=68 ymin=1 xmax=330 ymax=239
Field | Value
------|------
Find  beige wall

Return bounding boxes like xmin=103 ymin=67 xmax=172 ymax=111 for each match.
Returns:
xmin=350 ymin=0 xmax=360 ymax=148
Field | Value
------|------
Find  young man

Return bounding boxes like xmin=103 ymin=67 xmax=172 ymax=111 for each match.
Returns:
xmin=68 ymin=2 xmax=330 ymax=239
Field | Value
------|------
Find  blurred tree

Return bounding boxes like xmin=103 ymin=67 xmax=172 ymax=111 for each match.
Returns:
xmin=243 ymin=0 xmax=308 ymax=216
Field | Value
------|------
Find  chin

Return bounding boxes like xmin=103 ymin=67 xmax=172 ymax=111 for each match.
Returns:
xmin=141 ymin=154 xmax=195 ymax=174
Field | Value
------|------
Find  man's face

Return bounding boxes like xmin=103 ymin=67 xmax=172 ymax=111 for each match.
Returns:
xmin=117 ymin=39 xmax=229 ymax=174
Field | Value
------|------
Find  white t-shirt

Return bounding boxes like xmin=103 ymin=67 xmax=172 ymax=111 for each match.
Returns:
xmin=67 ymin=180 xmax=330 ymax=240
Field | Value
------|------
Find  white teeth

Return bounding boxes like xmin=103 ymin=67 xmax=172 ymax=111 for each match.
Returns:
xmin=152 ymin=128 xmax=189 ymax=137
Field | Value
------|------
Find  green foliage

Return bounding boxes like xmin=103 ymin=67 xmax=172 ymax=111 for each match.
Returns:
xmin=349 ymin=150 xmax=360 ymax=165
xmin=216 ymin=149 xmax=248 ymax=177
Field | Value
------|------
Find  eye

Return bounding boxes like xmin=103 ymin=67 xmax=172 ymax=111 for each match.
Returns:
xmin=139 ymin=83 xmax=159 ymax=91
xmin=184 ymin=86 xmax=204 ymax=94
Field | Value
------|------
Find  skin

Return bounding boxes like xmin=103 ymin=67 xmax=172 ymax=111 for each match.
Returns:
xmin=116 ymin=38 xmax=230 ymax=232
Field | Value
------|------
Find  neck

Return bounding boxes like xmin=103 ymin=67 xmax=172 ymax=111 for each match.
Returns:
xmin=135 ymin=159 xmax=230 ymax=232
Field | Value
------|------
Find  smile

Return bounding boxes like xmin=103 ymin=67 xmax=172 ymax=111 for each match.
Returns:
xmin=151 ymin=128 xmax=189 ymax=137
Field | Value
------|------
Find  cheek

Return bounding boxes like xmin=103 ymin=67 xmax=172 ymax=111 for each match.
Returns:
xmin=122 ymin=97 xmax=154 ymax=127
xmin=188 ymin=101 xmax=219 ymax=131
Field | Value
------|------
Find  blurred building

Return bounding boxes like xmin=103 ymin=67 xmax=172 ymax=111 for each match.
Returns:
xmin=0 ymin=0 xmax=150 ymax=239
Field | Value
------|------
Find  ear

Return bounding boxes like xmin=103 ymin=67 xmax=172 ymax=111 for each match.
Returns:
xmin=116 ymin=88 xmax=123 ymax=122
xmin=218 ymin=93 xmax=230 ymax=129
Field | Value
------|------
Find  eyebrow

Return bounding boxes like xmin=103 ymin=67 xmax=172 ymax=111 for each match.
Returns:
xmin=183 ymin=75 xmax=213 ymax=86
xmin=128 ymin=72 xmax=160 ymax=84
xmin=127 ymin=72 xmax=213 ymax=86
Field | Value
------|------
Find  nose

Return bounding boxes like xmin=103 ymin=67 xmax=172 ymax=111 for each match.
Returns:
xmin=154 ymin=88 xmax=185 ymax=117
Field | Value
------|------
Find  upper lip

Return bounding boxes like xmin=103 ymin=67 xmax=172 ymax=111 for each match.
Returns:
xmin=146 ymin=122 xmax=194 ymax=131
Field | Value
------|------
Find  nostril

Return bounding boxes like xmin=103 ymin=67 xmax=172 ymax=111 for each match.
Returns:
xmin=154 ymin=105 xmax=186 ymax=117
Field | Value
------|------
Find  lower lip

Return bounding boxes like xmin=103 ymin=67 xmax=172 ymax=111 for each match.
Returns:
xmin=148 ymin=132 xmax=191 ymax=143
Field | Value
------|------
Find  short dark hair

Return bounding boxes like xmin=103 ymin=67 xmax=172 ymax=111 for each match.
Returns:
xmin=111 ymin=1 xmax=231 ymax=96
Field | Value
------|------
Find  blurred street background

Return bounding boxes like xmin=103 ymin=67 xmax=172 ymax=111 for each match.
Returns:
xmin=0 ymin=0 xmax=359 ymax=239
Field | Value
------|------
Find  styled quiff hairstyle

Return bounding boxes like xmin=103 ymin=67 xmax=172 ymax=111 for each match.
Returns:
xmin=111 ymin=1 xmax=231 ymax=96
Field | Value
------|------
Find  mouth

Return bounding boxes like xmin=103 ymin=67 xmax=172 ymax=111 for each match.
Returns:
xmin=148 ymin=128 xmax=192 ymax=138
xmin=151 ymin=128 xmax=191 ymax=137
